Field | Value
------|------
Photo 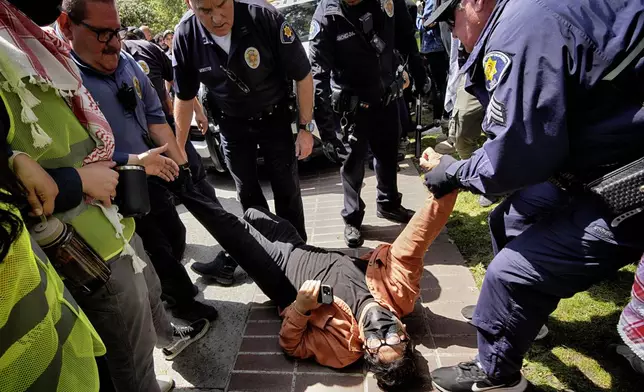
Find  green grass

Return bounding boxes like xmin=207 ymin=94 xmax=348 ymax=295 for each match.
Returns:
xmin=414 ymin=134 xmax=640 ymax=391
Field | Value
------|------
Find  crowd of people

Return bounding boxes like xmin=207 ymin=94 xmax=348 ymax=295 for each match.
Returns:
xmin=1 ymin=0 xmax=644 ymax=391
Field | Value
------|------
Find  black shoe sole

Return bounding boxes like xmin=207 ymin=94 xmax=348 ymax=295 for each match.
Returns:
xmin=345 ymin=236 xmax=364 ymax=248
xmin=190 ymin=265 xmax=234 ymax=286
xmin=376 ymin=210 xmax=412 ymax=224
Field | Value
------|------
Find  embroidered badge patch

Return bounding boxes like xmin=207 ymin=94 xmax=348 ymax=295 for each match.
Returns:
xmin=483 ymin=51 xmax=511 ymax=92
xmin=244 ymin=47 xmax=261 ymax=69
xmin=281 ymin=21 xmax=295 ymax=44
xmin=309 ymin=20 xmax=320 ymax=40
xmin=486 ymin=95 xmax=507 ymax=126
xmin=382 ymin=0 xmax=394 ymax=17
xmin=137 ymin=60 xmax=150 ymax=75
xmin=133 ymin=76 xmax=142 ymax=99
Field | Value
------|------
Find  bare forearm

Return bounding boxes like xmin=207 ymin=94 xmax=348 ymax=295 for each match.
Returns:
xmin=148 ymin=123 xmax=188 ymax=164
xmin=193 ymin=97 xmax=205 ymax=116
xmin=174 ymin=98 xmax=194 ymax=154
xmin=296 ymin=73 xmax=314 ymax=124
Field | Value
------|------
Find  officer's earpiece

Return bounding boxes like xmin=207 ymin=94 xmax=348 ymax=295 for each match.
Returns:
xmin=117 ymin=82 xmax=138 ymax=112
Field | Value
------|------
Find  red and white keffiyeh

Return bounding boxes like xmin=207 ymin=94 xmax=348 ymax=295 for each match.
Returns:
xmin=0 ymin=0 xmax=114 ymax=164
xmin=619 ymin=254 xmax=644 ymax=362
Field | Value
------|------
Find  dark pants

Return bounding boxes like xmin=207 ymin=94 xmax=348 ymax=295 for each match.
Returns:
xmin=342 ymin=101 xmax=402 ymax=227
xmin=423 ymin=52 xmax=449 ymax=122
xmin=473 ymin=182 xmax=644 ymax=379
xmin=218 ymin=109 xmax=306 ymax=241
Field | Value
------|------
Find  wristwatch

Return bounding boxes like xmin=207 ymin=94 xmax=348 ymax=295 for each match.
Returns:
xmin=299 ymin=122 xmax=315 ymax=133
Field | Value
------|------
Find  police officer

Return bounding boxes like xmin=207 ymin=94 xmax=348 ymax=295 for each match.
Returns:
xmin=310 ymin=0 xmax=430 ymax=248
xmin=421 ymin=1 xmax=644 ymax=391
xmin=172 ymin=0 xmax=314 ymax=252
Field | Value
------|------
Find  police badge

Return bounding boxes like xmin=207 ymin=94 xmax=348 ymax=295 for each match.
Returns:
xmin=132 ymin=76 xmax=143 ymax=99
xmin=137 ymin=60 xmax=150 ymax=75
xmin=244 ymin=47 xmax=261 ymax=69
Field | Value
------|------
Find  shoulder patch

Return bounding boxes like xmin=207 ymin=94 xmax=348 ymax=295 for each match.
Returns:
xmin=280 ymin=21 xmax=296 ymax=44
xmin=486 ymin=95 xmax=507 ymax=126
xmin=137 ymin=60 xmax=150 ymax=75
xmin=382 ymin=0 xmax=394 ymax=17
xmin=483 ymin=51 xmax=511 ymax=92
xmin=133 ymin=76 xmax=143 ymax=99
xmin=309 ymin=20 xmax=321 ymax=40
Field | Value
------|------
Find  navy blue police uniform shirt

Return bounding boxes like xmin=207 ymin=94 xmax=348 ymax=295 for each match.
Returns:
xmin=172 ymin=0 xmax=311 ymax=118
xmin=445 ymin=0 xmax=644 ymax=197
xmin=122 ymin=39 xmax=174 ymax=117
xmin=309 ymin=0 xmax=426 ymax=141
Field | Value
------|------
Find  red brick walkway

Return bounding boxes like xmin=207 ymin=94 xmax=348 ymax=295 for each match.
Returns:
xmin=225 ymin=161 xmax=481 ymax=392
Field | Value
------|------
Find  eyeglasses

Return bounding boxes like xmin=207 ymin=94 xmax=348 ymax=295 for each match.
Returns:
xmin=219 ymin=65 xmax=250 ymax=94
xmin=75 ymin=20 xmax=127 ymax=43
xmin=364 ymin=333 xmax=408 ymax=355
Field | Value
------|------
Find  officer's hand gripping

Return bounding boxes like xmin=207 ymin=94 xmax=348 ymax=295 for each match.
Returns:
xmin=421 ymin=147 xmax=461 ymax=199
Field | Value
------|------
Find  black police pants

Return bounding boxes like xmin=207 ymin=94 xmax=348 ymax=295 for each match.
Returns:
xmin=341 ymin=100 xmax=402 ymax=227
xmin=135 ymin=178 xmax=194 ymax=306
xmin=423 ymin=52 xmax=449 ymax=121
xmin=218 ymin=111 xmax=307 ymax=241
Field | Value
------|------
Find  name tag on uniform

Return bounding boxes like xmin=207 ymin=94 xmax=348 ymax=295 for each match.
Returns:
xmin=336 ymin=32 xmax=356 ymax=41
xmin=199 ymin=66 xmax=212 ymax=73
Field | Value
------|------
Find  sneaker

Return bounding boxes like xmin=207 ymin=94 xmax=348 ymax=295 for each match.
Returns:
xmin=191 ymin=251 xmax=237 ymax=286
xmin=609 ymin=344 xmax=644 ymax=375
xmin=156 ymin=375 xmax=175 ymax=392
xmin=377 ymin=205 xmax=415 ymax=224
xmin=344 ymin=224 xmax=364 ymax=248
xmin=162 ymin=319 xmax=210 ymax=360
xmin=479 ymin=195 xmax=500 ymax=207
xmin=435 ymin=140 xmax=456 ymax=155
xmin=431 ymin=360 xmax=528 ymax=392
xmin=172 ymin=300 xmax=219 ymax=322
xmin=460 ymin=305 xmax=549 ymax=341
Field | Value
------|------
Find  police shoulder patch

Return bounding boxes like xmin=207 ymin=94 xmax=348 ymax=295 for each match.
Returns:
xmin=486 ymin=95 xmax=507 ymax=126
xmin=309 ymin=20 xmax=321 ymax=40
xmin=137 ymin=60 xmax=150 ymax=75
xmin=133 ymin=76 xmax=143 ymax=99
xmin=280 ymin=21 xmax=295 ymax=44
xmin=483 ymin=51 xmax=511 ymax=92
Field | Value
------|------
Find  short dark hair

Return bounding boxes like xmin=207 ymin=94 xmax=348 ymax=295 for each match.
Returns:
xmin=61 ymin=0 xmax=114 ymax=22
xmin=364 ymin=343 xmax=417 ymax=390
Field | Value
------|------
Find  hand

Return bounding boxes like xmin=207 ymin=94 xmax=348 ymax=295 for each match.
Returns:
xmin=295 ymin=130 xmax=314 ymax=160
xmin=323 ymin=138 xmax=349 ymax=164
xmin=294 ymin=280 xmax=323 ymax=314
xmin=419 ymin=147 xmax=442 ymax=172
xmin=423 ymin=154 xmax=460 ymax=199
xmin=195 ymin=110 xmax=208 ymax=135
xmin=13 ymin=154 xmax=58 ymax=216
xmin=137 ymin=144 xmax=180 ymax=182
xmin=76 ymin=161 xmax=119 ymax=207
xmin=402 ymin=71 xmax=410 ymax=90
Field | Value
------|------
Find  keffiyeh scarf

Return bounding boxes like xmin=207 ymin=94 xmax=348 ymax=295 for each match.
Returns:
xmin=619 ymin=254 xmax=644 ymax=362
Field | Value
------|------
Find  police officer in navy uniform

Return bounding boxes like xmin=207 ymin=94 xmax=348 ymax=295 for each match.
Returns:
xmin=310 ymin=0 xmax=430 ymax=248
xmin=172 ymin=0 xmax=314 ymax=280
xmin=420 ymin=0 xmax=644 ymax=391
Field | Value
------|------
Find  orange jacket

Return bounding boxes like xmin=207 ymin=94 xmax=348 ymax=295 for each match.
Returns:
xmin=279 ymin=192 xmax=458 ymax=368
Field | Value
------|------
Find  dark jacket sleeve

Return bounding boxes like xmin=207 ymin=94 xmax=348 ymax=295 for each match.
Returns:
xmin=309 ymin=16 xmax=337 ymax=142
xmin=45 ymin=167 xmax=84 ymax=213
xmin=172 ymin=25 xmax=200 ymax=101
xmin=394 ymin=0 xmax=426 ymax=88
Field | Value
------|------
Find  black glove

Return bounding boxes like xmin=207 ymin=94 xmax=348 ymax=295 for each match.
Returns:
xmin=323 ymin=138 xmax=350 ymax=164
xmin=424 ymin=154 xmax=461 ymax=198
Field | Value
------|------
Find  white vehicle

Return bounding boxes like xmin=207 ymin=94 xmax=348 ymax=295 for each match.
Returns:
xmin=190 ymin=0 xmax=321 ymax=172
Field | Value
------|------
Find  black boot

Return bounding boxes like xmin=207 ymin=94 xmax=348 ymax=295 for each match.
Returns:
xmin=377 ymin=205 xmax=415 ymax=224
xmin=344 ymin=224 xmax=363 ymax=248
xmin=172 ymin=300 xmax=219 ymax=322
xmin=191 ymin=251 xmax=237 ymax=286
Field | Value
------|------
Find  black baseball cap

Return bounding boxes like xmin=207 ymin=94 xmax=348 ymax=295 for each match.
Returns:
xmin=423 ymin=0 xmax=459 ymax=28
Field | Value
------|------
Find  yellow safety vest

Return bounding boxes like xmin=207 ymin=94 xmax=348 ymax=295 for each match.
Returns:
xmin=0 ymin=207 xmax=106 ymax=392
xmin=1 ymin=76 xmax=134 ymax=261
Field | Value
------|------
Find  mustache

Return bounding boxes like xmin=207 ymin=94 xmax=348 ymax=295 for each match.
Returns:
xmin=102 ymin=45 xmax=120 ymax=55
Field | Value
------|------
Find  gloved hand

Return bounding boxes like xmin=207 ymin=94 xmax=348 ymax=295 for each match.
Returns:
xmin=323 ymin=138 xmax=350 ymax=164
xmin=414 ymin=77 xmax=432 ymax=97
xmin=423 ymin=154 xmax=461 ymax=198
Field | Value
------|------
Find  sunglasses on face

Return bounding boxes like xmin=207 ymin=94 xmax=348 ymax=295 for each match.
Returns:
xmin=364 ymin=333 xmax=408 ymax=355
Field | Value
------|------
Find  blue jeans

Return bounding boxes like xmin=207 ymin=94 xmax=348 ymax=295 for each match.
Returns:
xmin=474 ymin=182 xmax=644 ymax=379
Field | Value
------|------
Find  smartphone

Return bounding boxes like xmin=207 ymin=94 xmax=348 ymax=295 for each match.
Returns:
xmin=317 ymin=285 xmax=334 ymax=305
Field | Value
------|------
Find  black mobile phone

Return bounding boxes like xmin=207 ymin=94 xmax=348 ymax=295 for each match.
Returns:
xmin=317 ymin=285 xmax=334 ymax=305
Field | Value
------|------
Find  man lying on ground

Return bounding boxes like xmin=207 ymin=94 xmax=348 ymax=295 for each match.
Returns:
xmin=191 ymin=148 xmax=455 ymax=390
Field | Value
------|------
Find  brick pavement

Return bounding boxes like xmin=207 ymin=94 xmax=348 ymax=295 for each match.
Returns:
xmin=222 ymin=160 xmax=481 ymax=392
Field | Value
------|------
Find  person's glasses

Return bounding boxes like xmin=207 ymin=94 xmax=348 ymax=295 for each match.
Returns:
xmin=365 ymin=333 xmax=407 ymax=355
xmin=219 ymin=65 xmax=250 ymax=94
xmin=75 ymin=20 xmax=127 ymax=43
